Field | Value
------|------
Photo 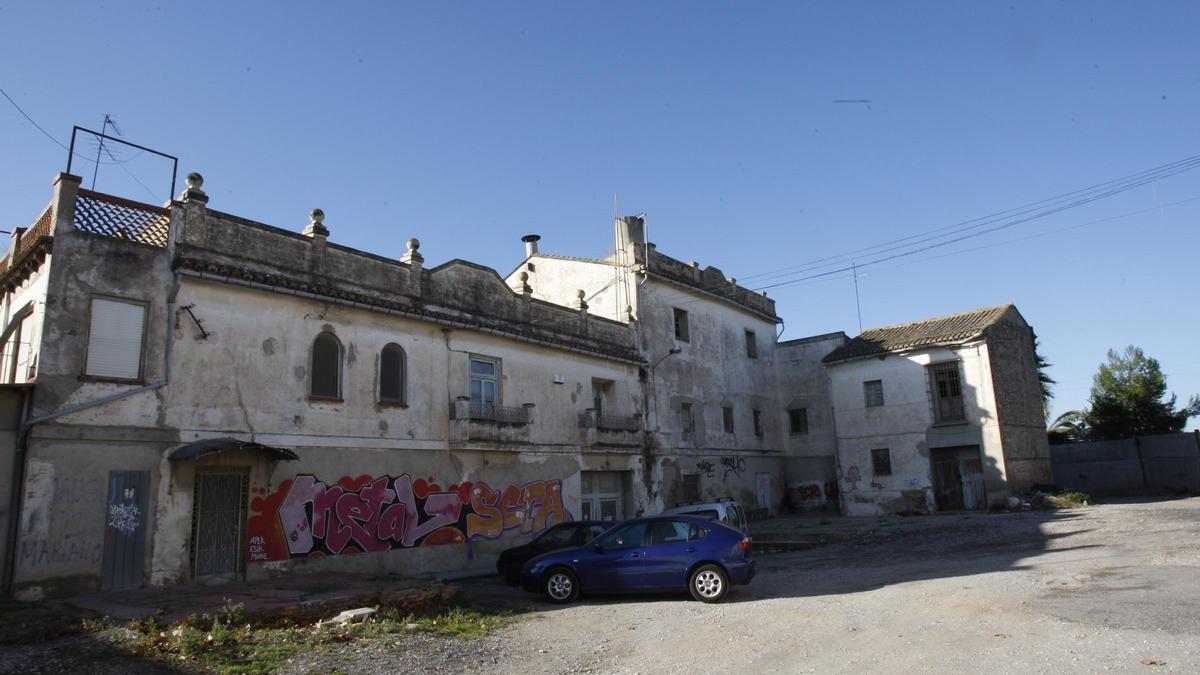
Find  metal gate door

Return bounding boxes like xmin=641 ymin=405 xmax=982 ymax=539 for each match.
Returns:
xmin=100 ymin=470 xmax=150 ymax=591
xmin=192 ymin=471 xmax=248 ymax=583
xmin=580 ymin=471 xmax=624 ymax=522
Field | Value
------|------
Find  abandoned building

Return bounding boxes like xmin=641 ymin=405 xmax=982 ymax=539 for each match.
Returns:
xmin=0 ymin=169 xmax=1051 ymax=599
xmin=820 ymin=306 xmax=1052 ymax=516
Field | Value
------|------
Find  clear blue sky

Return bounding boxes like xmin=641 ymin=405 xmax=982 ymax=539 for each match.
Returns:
xmin=2 ymin=1 xmax=1198 ymax=423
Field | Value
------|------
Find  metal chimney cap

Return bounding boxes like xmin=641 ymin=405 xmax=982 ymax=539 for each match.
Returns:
xmin=521 ymin=234 xmax=542 ymax=243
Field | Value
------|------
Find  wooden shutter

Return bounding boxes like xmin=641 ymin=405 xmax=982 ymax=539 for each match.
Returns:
xmin=86 ymin=298 xmax=145 ymax=379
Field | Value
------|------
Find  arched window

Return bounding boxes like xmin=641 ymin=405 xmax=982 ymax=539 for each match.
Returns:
xmin=379 ymin=343 xmax=406 ymax=404
xmin=310 ymin=332 xmax=342 ymax=399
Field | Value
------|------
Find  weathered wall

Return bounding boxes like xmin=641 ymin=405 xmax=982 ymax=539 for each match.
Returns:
xmin=636 ymin=279 xmax=784 ymax=512
xmin=984 ymin=309 xmax=1053 ymax=491
xmin=1051 ymin=433 xmax=1200 ymax=495
xmin=507 ymin=254 xmax=630 ymax=323
xmin=0 ymin=388 xmax=25 ymax=592
xmin=775 ymin=333 xmax=846 ymax=498
xmin=827 ymin=342 xmax=1007 ymax=515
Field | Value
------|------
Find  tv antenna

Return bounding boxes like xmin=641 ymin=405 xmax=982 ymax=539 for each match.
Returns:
xmin=851 ymin=261 xmax=867 ymax=333
xmin=91 ymin=114 xmax=122 ymax=190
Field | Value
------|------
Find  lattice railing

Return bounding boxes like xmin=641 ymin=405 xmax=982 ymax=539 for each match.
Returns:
xmin=452 ymin=402 xmax=530 ymax=425
xmin=598 ymin=413 xmax=641 ymax=432
xmin=74 ymin=189 xmax=170 ymax=248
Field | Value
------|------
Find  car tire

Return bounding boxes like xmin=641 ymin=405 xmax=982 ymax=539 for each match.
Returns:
xmin=542 ymin=567 xmax=579 ymax=604
xmin=689 ymin=564 xmax=728 ymax=603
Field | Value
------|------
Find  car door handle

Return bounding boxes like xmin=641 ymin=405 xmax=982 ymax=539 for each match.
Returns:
xmin=629 ymin=552 xmax=641 ymax=558
xmin=685 ymin=547 xmax=696 ymax=553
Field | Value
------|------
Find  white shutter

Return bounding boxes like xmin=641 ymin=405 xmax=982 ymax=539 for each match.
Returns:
xmin=85 ymin=298 xmax=146 ymax=379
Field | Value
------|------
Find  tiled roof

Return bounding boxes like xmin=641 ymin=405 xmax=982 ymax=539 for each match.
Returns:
xmin=823 ymin=305 xmax=1014 ymax=363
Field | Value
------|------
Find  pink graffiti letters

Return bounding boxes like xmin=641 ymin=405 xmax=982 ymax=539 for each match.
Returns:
xmin=255 ymin=473 xmax=568 ymax=561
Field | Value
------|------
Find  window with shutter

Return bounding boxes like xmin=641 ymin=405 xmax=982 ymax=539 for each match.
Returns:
xmin=85 ymin=298 xmax=146 ymax=380
xmin=311 ymin=332 xmax=342 ymax=399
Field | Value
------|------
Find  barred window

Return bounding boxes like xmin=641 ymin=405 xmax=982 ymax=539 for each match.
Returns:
xmin=871 ymin=448 xmax=892 ymax=476
xmin=929 ymin=362 xmax=966 ymax=423
xmin=863 ymin=380 xmax=884 ymax=408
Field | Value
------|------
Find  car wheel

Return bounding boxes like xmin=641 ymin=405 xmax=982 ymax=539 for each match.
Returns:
xmin=542 ymin=567 xmax=579 ymax=604
xmin=689 ymin=564 xmax=728 ymax=603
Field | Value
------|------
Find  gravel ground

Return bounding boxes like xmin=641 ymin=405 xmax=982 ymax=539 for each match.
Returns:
xmin=4 ymin=498 xmax=1199 ymax=673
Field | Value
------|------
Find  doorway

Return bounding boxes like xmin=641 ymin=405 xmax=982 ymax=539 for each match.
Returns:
xmin=191 ymin=469 xmax=248 ymax=584
xmin=930 ymin=446 xmax=986 ymax=511
xmin=580 ymin=471 xmax=625 ymax=522
xmin=755 ymin=473 xmax=772 ymax=512
xmin=100 ymin=470 xmax=150 ymax=591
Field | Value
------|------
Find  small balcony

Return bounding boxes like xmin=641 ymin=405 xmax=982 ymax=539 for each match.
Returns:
xmin=579 ymin=409 xmax=643 ymax=448
xmin=450 ymin=398 xmax=533 ymax=444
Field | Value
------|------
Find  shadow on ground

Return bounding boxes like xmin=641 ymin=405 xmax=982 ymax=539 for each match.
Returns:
xmin=455 ymin=508 xmax=1100 ymax=611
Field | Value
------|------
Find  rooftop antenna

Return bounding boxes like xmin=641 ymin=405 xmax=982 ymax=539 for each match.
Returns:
xmin=91 ymin=114 xmax=121 ymax=190
xmin=851 ymin=261 xmax=866 ymax=333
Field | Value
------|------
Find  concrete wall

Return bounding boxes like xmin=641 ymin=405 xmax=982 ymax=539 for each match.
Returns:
xmin=635 ymin=279 xmax=784 ymax=512
xmin=1051 ymin=433 xmax=1200 ymax=495
xmin=826 ymin=342 xmax=1007 ymax=515
xmin=0 ymin=387 xmax=26 ymax=593
xmin=984 ymin=309 xmax=1053 ymax=491
xmin=510 ymin=254 xmax=630 ymax=323
xmin=775 ymin=333 xmax=846 ymax=506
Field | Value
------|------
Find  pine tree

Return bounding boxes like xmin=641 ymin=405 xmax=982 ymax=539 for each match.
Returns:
xmin=1084 ymin=345 xmax=1200 ymax=439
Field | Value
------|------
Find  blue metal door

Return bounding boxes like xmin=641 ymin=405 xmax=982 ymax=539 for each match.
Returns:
xmin=100 ymin=470 xmax=149 ymax=591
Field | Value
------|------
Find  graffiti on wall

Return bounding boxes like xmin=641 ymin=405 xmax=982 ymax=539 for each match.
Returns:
xmin=720 ymin=455 xmax=746 ymax=482
xmin=246 ymin=474 xmax=569 ymax=563
xmin=696 ymin=460 xmax=714 ymax=478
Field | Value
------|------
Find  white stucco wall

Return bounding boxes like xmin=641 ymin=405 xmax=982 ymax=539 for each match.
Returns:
xmin=827 ymin=341 xmax=1006 ymax=515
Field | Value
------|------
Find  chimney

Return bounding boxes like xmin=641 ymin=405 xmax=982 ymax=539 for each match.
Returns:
xmin=521 ymin=234 xmax=541 ymax=258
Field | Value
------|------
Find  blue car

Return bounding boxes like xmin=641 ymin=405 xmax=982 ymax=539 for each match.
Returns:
xmin=519 ymin=515 xmax=755 ymax=604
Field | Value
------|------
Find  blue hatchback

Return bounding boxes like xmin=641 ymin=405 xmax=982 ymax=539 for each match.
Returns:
xmin=519 ymin=515 xmax=756 ymax=604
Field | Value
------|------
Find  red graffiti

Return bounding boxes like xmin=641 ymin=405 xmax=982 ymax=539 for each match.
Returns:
xmin=246 ymin=473 xmax=569 ymax=563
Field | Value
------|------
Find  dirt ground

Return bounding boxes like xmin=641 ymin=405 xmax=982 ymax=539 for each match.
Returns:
xmin=3 ymin=497 xmax=1199 ymax=673
xmin=413 ymin=497 xmax=1200 ymax=674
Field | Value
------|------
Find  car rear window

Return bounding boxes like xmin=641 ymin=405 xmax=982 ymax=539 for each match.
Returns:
xmin=649 ymin=521 xmax=690 ymax=545
xmin=688 ymin=523 xmax=707 ymax=541
xmin=688 ymin=509 xmax=719 ymax=521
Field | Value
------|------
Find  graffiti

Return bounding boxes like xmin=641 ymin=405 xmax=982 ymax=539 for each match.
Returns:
xmin=720 ymin=456 xmax=746 ymax=482
xmin=107 ymin=503 xmax=141 ymax=535
xmin=794 ymin=482 xmax=823 ymax=502
xmin=841 ymin=465 xmax=862 ymax=491
xmin=246 ymin=474 xmax=569 ymax=562
xmin=19 ymin=538 xmax=103 ymax=568
xmin=249 ymin=535 xmax=268 ymax=562
xmin=696 ymin=460 xmax=714 ymax=478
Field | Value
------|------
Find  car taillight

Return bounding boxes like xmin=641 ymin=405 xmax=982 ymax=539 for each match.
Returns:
xmin=722 ymin=515 xmax=730 ymax=524
xmin=738 ymin=537 xmax=750 ymax=550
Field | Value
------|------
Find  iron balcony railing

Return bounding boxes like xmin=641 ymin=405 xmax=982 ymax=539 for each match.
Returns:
xmin=452 ymin=402 xmax=531 ymax=425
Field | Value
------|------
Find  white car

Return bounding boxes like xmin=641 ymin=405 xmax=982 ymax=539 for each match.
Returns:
xmin=661 ymin=500 xmax=749 ymax=532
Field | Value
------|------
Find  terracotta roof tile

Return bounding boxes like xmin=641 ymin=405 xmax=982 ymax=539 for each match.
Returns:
xmin=822 ymin=305 xmax=1014 ymax=363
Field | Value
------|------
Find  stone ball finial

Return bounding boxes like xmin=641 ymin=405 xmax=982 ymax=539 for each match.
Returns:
xmin=310 ymin=208 xmax=325 ymax=224
xmin=577 ymin=289 xmax=586 ymax=300
xmin=407 ymin=237 xmax=420 ymax=252
xmin=518 ymin=271 xmax=529 ymax=281
xmin=186 ymin=172 xmax=204 ymax=190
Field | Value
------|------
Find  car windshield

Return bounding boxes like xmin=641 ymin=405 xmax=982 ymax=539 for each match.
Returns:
xmin=535 ymin=525 xmax=578 ymax=547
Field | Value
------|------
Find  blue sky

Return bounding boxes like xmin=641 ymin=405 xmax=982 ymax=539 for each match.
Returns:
xmin=2 ymin=1 xmax=1198 ymax=422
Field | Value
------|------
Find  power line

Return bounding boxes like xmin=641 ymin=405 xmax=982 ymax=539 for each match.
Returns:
xmin=774 ymin=194 xmax=1200 ymax=292
xmin=0 ymin=85 xmax=132 ymax=166
xmin=739 ymin=153 xmax=1200 ymax=285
